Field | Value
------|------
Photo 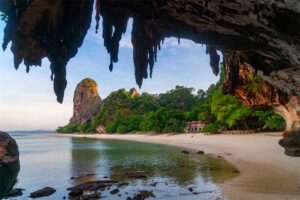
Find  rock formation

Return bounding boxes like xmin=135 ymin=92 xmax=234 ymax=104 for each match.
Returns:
xmin=70 ymin=78 xmax=102 ymax=125
xmin=129 ymin=88 xmax=139 ymax=97
xmin=0 ymin=0 xmax=299 ymax=155
xmin=223 ymin=58 xmax=300 ymax=156
xmin=29 ymin=187 xmax=56 ymax=198
xmin=0 ymin=131 xmax=20 ymax=198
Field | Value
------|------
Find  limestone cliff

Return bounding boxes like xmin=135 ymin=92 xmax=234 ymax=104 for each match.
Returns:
xmin=223 ymin=62 xmax=300 ymax=156
xmin=69 ymin=78 xmax=102 ymax=125
xmin=0 ymin=131 xmax=20 ymax=198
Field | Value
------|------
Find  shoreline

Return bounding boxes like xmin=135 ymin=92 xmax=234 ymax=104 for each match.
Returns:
xmin=54 ymin=132 xmax=300 ymax=200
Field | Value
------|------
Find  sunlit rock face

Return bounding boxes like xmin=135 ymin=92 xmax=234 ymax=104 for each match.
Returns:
xmin=0 ymin=131 xmax=20 ymax=198
xmin=277 ymin=98 xmax=300 ymax=156
xmin=129 ymin=88 xmax=139 ymax=97
xmin=0 ymin=0 xmax=299 ymax=155
xmin=70 ymin=78 xmax=102 ymax=125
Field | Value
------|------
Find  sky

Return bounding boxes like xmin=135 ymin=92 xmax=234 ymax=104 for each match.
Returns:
xmin=0 ymin=17 xmax=219 ymax=131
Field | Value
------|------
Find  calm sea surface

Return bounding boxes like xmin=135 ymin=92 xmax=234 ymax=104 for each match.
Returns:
xmin=8 ymin=133 xmax=239 ymax=199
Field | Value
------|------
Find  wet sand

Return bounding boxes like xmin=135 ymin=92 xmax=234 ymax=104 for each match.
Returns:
xmin=56 ymin=132 xmax=300 ymax=200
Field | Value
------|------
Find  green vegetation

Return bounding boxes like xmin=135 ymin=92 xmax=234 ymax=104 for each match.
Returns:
xmin=211 ymin=90 xmax=251 ymax=128
xmin=57 ymin=124 xmax=79 ymax=133
xmin=254 ymin=110 xmax=285 ymax=130
xmin=202 ymin=123 xmax=219 ymax=134
xmin=57 ymin=64 xmax=285 ymax=134
xmin=243 ymin=75 xmax=264 ymax=96
xmin=92 ymin=87 xmax=194 ymax=133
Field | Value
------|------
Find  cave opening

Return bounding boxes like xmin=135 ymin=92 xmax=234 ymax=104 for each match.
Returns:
xmin=0 ymin=0 xmax=299 ymax=156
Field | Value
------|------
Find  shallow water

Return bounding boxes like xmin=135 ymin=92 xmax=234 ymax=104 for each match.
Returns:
xmin=8 ymin=133 xmax=239 ymax=199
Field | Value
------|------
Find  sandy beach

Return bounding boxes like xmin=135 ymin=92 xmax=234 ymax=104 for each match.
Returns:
xmin=55 ymin=132 xmax=300 ymax=200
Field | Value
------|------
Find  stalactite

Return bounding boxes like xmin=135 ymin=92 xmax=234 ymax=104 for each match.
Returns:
xmin=95 ymin=0 xmax=101 ymax=33
xmin=49 ymin=58 xmax=67 ymax=103
xmin=148 ymin=47 xmax=154 ymax=78
xmin=131 ymin=18 xmax=161 ymax=87
xmin=132 ymin=18 xmax=148 ymax=88
xmin=101 ymin=6 xmax=129 ymax=72
xmin=223 ymin=51 xmax=241 ymax=94
xmin=1 ymin=0 xmax=27 ymax=51
xmin=206 ymin=46 xmax=220 ymax=76
xmin=1 ymin=0 xmax=94 ymax=103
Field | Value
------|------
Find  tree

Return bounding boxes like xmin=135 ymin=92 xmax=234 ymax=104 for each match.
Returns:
xmin=123 ymin=115 xmax=144 ymax=132
xmin=158 ymin=86 xmax=197 ymax=111
xmin=163 ymin=110 xmax=186 ymax=132
xmin=196 ymin=89 xmax=206 ymax=99
xmin=254 ymin=110 xmax=285 ymax=131
xmin=211 ymin=90 xmax=251 ymax=128
xmin=131 ymin=93 xmax=157 ymax=114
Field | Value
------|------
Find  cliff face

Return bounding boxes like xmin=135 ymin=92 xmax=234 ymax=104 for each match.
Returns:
xmin=1 ymin=0 xmax=299 ymax=155
xmin=70 ymin=78 xmax=102 ymax=125
xmin=0 ymin=131 xmax=20 ymax=198
xmin=223 ymin=62 xmax=300 ymax=156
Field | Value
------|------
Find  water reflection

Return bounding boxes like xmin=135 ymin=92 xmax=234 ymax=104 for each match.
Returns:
xmin=69 ymin=138 xmax=239 ymax=199
xmin=9 ymin=135 xmax=240 ymax=200
xmin=70 ymin=138 xmax=101 ymax=185
xmin=0 ymin=160 xmax=20 ymax=198
xmin=199 ymin=156 xmax=239 ymax=183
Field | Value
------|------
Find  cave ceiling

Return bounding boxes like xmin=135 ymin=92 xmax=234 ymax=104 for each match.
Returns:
xmin=0 ymin=0 xmax=299 ymax=103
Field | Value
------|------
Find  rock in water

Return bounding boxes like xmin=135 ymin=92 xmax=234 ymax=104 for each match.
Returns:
xmin=110 ymin=188 xmax=119 ymax=194
xmin=131 ymin=190 xmax=155 ymax=200
xmin=8 ymin=188 xmax=24 ymax=197
xmin=181 ymin=150 xmax=189 ymax=154
xmin=29 ymin=187 xmax=56 ymax=198
xmin=0 ymin=131 xmax=20 ymax=198
xmin=69 ymin=78 xmax=102 ymax=124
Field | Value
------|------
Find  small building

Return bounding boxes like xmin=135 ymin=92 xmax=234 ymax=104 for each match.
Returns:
xmin=186 ymin=121 xmax=209 ymax=132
